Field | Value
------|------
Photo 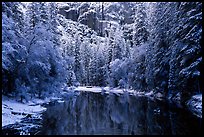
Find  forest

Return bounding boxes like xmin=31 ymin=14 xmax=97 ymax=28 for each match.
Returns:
xmin=2 ymin=2 xmax=202 ymax=135
xmin=2 ymin=2 xmax=202 ymax=103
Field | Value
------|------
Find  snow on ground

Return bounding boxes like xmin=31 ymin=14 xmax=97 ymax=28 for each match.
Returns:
xmin=27 ymin=98 xmax=45 ymax=106
xmin=145 ymin=90 xmax=154 ymax=96
xmin=3 ymin=86 xmax=201 ymax=128
xmin=27 ymin=96 xmax=63 ymax=106
xmin=73 ymin=87 xmax=202 ymax=118
xmin=186 ymin=94 xmax=202 ymax=118
xmin=2 ymin=96 xmax=47 ymax=127
xmin=73 ymin=86 xmax=136 ymax=95
xmin=74 ymin=86 xmax=102 ymax=93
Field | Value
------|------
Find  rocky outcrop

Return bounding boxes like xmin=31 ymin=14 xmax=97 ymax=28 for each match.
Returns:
xmin=59 ymin=6 xmax=101 ymax=35
xmin=78 ymin=10 xmax=100 ymax=33
xmin=59 ymin=7 xmax=79 ymax=21
xmin=58 ymin=2 xmax=135 ymax=36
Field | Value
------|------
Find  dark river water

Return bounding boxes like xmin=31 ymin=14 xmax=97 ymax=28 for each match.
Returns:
xmin=39 ymin=91 xmax=202 ymax=135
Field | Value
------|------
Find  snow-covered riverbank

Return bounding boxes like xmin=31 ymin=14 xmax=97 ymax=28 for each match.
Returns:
xmin=2 ymin=86 xmax=134 ymax=128
xmin=2 ymin=87 xmax=202 ymax=128
xmin=73 ymin=86 xmax=134 ymax=94
xmin=72 ymin=86 xmax=202 ymax=118
xmin=2 ymin=95 xmax=64 ymax=135
xmin=2 ymin=96 xmax=47 ymax=127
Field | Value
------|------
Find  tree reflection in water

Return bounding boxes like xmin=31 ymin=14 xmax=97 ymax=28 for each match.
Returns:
xmin=40 ymin=91 xmax=202 ymax=135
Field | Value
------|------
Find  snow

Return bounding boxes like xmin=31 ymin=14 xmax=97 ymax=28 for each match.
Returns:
xmin=73 ymin=86 xmax=135 ymax=95
xmin=57 ymin=100 xmax=65 ymax=103
xmin=74 ymin=86 xmax=105 ymax=93
xmin=73 ymin=87 xmax=201 ymax=119
xmin=27 ymin=98 xmax=45 ymax=106
xmin=70 ymin=86 xmax=151 ymax=98
xmin=145 ymin=90 xmax=154 ymax=96
xmin=2 ymin=96 xmax=47 ymax=127
xmin=186 ymin=94 xmax=202 ymax=118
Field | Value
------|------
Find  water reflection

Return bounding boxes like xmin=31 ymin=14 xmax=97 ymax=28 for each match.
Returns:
xmin=40 ymin=91 xmax=202 ymax=135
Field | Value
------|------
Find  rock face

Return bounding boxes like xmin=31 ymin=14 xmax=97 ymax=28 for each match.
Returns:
xmin=59 ymin=7 xmax=79 ymax=21
xmin=58 ymin=2 xmax=135 ymax=36
xmin=78 ymin=10 xmax=100 ymax=34
xmin=59 ymin=6 xmax=100 ymax=34
xmin=104 ymin=2 xmax=135 ymax=25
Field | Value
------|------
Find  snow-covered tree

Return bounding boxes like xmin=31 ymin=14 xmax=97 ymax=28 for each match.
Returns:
xmin=2 ymin=2 xmax=27 ymax=96
xmin=73 ymin=32 xmax=83 ymax=84
xmin=80 ymin=38 xmax=91 ymax=85
xmin=2 ymin=2 xmax=202 ymax=103
xmin=168 ymin=2 xmax=202 ymax=101
xmin=132 ymin=2 xmax=149 ymax=47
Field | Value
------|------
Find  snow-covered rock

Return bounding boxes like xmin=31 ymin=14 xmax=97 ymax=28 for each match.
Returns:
xmin=186 ymin=94 xmax=202 ymax=118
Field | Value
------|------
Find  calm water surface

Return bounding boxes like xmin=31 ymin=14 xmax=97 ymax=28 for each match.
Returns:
xmin=39 ymin=91 xmax=202 ymax=135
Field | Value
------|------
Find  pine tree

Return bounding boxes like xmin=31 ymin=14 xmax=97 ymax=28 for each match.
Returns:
xmin=133 ymin=2 xmax=149 ymax=47
xmin=73 ymin=32 xmax=82 ymax=84
xmin=112 ymin=26 xmax=124 ymax=61
xmin=168 ymin=2 xmax=202 ymax=101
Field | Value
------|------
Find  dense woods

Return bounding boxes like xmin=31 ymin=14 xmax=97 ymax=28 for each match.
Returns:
xmin=2 ymin=2 xmax=202 ymax=104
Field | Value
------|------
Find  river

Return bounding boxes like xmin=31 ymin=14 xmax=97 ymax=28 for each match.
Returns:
xmin=38 ymin=91 xmax=202 ymax=135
